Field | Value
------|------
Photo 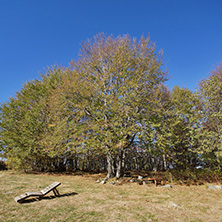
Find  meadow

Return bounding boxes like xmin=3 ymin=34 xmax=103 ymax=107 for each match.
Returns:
xmin=0 ymin=171 xmax=221 ymax=222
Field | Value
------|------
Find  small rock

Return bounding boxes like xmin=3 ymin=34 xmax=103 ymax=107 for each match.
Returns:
xmin=138 ymin=175 xmax=143 ymax=180
xmin=100 ymin=180 xmax=106 ymax=184
xmin=96 ymin=179 xmax=100 ymax=183
xmin=130 ymin=179 xmax=136 ymax=183
xmin=4 ymin=191 xmax=14 ymax=194
xmin=116 ymin=195 xmax=122 ymax=198
xmin=143 ymin=181 xmax=146 ymax=185
xmin=169 ymin=201 xmax=180 ymax=208
xmin=163 ymin=184 xmax=172 ymax=188
xmin=110 ymin=182 xmax=115 ymax=185
xmin=208 ymin=185 xmax=222 ymax=190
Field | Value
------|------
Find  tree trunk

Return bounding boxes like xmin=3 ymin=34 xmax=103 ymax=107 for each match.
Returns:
xmin=106 ymin=152 xmax=115 ymax=179
xmin=152 ymin=156 xmax=160 ymax=172
xmin=116 ymin=150 xmax=126 ymax=179
xmin=163 ymin=154 xmax=168 ymax=171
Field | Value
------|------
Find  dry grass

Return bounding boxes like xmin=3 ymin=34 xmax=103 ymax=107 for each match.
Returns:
xmin=0 ymin=171 xmax=222 ymax=222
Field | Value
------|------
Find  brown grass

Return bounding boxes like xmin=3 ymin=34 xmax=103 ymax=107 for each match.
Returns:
xmin=0 ymin=171 xmax=222 ymax=222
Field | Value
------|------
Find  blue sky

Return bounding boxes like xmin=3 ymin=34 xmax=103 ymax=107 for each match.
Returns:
xmin=1 ymin=0 xmax=222 ymax=104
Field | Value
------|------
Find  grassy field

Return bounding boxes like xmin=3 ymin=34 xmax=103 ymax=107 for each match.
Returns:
xmin=0 ymin=171 xmax=222 ymax=222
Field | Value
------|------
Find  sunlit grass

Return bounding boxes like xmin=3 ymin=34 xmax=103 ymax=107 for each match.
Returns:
xmin=0 ymin=171 xmax=221 ymax=221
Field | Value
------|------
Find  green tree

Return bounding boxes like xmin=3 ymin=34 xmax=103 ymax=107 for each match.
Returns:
xmin=62 ymin=34 xmax=168 ymax=179
xmin=199 ymin=63 xmax=222 ymax=171
xmin=0 ymin=34 xmax=169 ymax=177
xmin=140 ymin=85 xmax=200 ymax=171
xmin=167 ymin=86 xmax=200 ymax=169
xmin=0 ymin=67 xmax=63 ymax=170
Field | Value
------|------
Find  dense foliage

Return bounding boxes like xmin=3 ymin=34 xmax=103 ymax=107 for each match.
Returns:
xmin=0 ymin=34 xmax=221 ymax=178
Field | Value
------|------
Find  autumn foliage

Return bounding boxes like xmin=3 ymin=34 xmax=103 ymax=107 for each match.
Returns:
xmin=0 ymin=34 xmax=221 ymax=178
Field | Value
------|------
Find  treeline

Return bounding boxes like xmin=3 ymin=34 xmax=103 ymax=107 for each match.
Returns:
xmin=0 ymin=34 xmax=221 ymax=179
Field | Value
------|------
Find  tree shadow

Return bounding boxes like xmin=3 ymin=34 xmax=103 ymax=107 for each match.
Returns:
xmin=19 ymin=192 xmax=78 ymax=204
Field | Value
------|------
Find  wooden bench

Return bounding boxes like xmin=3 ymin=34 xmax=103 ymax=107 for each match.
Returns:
xmin=147 ymin=178 xmax=164 ymax=186
xmin=14 ymin=181 xmax=61 ymax=203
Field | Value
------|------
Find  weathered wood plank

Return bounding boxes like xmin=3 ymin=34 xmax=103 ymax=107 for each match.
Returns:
xmin=147 ymin=178 xmax=164 ymax=186
xmin=40 ymin=182 xmax=61 ymax=195
xmin=14 ymin=192 xmax=43 ymax=202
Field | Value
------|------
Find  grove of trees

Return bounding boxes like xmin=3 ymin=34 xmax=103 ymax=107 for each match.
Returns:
xmin=0 ymin=34 xmax=222 ymax=179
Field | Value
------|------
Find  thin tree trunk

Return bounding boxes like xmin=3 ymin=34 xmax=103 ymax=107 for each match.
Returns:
xmin=163 ymin=154 xmax=167 ymax=171
xmin=106 ymin=152 xmax=115 ymax=179
xmin=152 ymin=156 xmax=160 ymax=172
xmin=116 ymin=150 xmax=126 ymax=179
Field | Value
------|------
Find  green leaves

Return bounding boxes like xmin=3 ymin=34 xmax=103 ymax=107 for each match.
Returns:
xmin=198 ymin=63 xmax=222 ymax=170
xmin=0 ymin=67 xmax=64 ymax=170
xmin=1 ymin=33 xmax=221 ymax=174
xmin=66 ymin=34 xmax=167 ymax=157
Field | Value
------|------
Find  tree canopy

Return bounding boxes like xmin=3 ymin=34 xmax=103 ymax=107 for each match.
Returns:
xmin=1 ymin=34 xmax=222 ymax=178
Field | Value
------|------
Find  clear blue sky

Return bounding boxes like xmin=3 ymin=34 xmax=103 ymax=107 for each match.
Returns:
xmin=1 ymin=0 xmax=222 ymax=104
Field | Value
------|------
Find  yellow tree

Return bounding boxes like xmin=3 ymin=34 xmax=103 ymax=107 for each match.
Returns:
xmin=58 ymin=34 xmax=168 ymax=179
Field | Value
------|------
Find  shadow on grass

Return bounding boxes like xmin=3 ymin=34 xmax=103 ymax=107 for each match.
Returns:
xmin=19 ymin=192 xmax=78 ymax=204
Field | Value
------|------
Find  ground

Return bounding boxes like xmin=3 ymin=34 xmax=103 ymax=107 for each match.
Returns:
xmin=0 ymin=171 xmax=222 ymax=222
